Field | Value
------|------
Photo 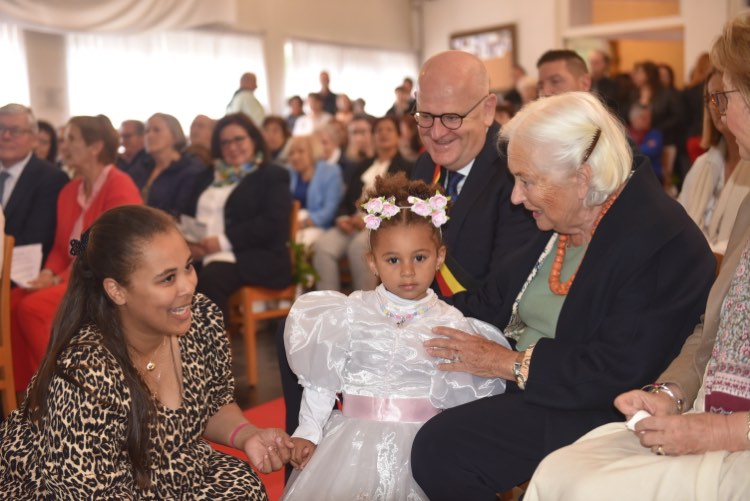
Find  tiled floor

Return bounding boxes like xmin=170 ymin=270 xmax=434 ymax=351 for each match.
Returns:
xmin=230 ymin=319 xmax=285 ymax=410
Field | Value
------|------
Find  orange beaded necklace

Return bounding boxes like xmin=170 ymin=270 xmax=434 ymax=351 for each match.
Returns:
xmin=548 ymin=190 xmax=619 ymax=295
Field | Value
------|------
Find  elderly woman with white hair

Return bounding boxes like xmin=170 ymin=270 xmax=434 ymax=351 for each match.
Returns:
xmin=410 ymin=91 xmax=716 ymax=500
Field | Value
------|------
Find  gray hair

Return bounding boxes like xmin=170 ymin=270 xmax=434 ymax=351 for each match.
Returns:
xmin=499 ymin=92 xmax=632 ymax=207
xmin=148 ymin=113 xmax=186 ymax=152
xmin=0 ymin=103 xmax=39 ymax=134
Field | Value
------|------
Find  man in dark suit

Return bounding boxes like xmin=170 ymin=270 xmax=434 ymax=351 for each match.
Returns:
xmin=411 ymin=50 xmax=541 ymax=297
xmin=0 ymin=104 xmax=68 ymax=262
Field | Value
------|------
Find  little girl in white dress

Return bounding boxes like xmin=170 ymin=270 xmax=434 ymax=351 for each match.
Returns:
xmin=281 ymin=173 xmax=510 ymax=500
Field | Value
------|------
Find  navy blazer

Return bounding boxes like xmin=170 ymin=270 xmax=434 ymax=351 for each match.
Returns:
xmin=452 ymin=156 xmax=715 ymax=452
xmin=189 ymin=163 xmax=293 ymax=289
xmin=3 ymin=155 xmax=69 ymax=261
xmin=412 ymin=122 xmax=544 ymax=291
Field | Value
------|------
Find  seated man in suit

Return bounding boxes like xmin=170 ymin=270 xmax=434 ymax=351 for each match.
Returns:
xmin=410 ymin=50 xmax=543 ymax=297
xmin=0 ymin=104 xmax=68 ymax=263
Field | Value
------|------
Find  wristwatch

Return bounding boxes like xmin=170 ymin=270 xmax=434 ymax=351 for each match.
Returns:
xmin=512 ymin=360 xmax=526 ymax=389
xmin=642 ymin=383 xmax=684 ymax=413
xmin=512 ymin=350 xmax=531 ymax=390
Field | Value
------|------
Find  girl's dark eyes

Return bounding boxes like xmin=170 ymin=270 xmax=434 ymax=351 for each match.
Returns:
xmin=415 ymin=255 xmax=427 ymax=262
xmin=386 ymin=257 xmax=399 ymax=264
xmin=162 ymin=274 xmax=176 ymax=284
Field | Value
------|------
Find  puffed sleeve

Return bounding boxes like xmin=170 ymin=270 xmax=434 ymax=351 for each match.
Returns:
xmin=41 ymin=343 xmax=134 ymax=499
xmin=430 ymin=313 xmax=510 ymax=409
xmin=284 ymin=290 xmax=350 ymax=393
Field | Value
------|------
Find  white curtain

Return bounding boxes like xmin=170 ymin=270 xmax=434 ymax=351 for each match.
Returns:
xmin=0 ymin=0 xmax=236 ymax=33
xmin=66 ymin=30 xmax=267 ymax=132
xmin=284 ymin=39 xmax=418 ymax=117
xmin=0 ymin=22 xmax=30 ymax=105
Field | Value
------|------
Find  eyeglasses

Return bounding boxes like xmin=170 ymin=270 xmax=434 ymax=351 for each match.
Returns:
xmin=0 ymin=125 xmax=32 ymax=138
xmin=413 ymin=94 xmax=489 ymax=130
xmin=220 ymin=135 xmax=249 ymax=148
xmin=709 ymin=90 xmax=739 ymax=116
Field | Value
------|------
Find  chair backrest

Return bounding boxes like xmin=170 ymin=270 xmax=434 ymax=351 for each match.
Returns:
xmin=1 ymin=234 xmax=17 ymax=417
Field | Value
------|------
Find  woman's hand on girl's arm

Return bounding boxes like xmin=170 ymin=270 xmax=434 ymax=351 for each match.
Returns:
xmin=425 ymin=326 xmax=517 ymax=379
xmin=634 ymin=411 xmax=750 ymax=456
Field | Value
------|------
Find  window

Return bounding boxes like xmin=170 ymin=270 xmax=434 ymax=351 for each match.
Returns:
xmin=284 ymin=39 xmax=418 ymax=117
xmin=66 ymin=30 xmax=266 ymax=131
xmin=1 ymin=22 xmax=30 ymax=105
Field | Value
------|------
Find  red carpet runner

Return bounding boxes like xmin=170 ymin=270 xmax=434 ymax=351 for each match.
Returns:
xmin=210 ymin=397 xmax=286 ymax=501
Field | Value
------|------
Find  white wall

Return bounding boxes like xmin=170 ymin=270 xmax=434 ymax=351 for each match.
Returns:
xmin=235 ymin=0 xmax=417 ymax=113
xmin=421 ymin=0 xmax=559 ymax=78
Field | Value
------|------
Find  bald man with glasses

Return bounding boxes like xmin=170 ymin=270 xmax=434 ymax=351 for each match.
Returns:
xmin=410 ymin=50 xmax=543 ymax=300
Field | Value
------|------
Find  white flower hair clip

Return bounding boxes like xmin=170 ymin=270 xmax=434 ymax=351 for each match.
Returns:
xmin=361 ymin=193 xmax=450 ymax=230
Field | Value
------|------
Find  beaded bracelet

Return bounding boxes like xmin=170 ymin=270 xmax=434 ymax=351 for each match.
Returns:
xmin=229 ymin=422 xmax=252 ymax=449
xmin=641 ymin=383 xmax=685 ymax=413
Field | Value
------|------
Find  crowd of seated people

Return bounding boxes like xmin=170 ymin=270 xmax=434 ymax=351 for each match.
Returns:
xmin=5 ymin=16 xmax=750 ymax=497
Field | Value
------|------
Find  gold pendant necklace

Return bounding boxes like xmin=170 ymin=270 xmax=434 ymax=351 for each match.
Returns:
xmin=144 ymin=336 xmax=167 ymax=372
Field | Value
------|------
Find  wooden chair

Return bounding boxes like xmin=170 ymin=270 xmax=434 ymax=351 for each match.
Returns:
xmin=1 ymin=235 xmax=18 ymax=418
xmin=713 ymin=251 xmax=723 ymax=277
xmin=227 ymin=201 xmax=300 ymax=386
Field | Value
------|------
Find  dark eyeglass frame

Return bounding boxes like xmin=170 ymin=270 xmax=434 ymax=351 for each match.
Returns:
xmin=219 ymin=135 xmax=249 ymax=149
xmin=413 ymin=94 xmax=489 ymax=130
xmin=0 ymin=125 xmax=32 ymax=138
xmin=709 ymin=89 xmax=740 ymax=116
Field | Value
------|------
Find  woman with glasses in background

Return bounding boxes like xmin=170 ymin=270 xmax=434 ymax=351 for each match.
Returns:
xmin=185 ymin=113 xmax=293 ymax=321
xmin=679 ymin=69 xmax=750 ymax=254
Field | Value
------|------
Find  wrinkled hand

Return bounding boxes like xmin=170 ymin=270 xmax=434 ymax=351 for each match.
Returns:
xmin=200 ymin=236 xmax=221 ymax=255
xmin=188 ymin=242 xmax=207 ymax=260
xmin=634 ymin=412 xmax=736 ymax=456
xmin=289 ymin=437 xmax=317 ymax=470
xmin=241 ymin=427 xmax=294 ymax=474
xmin=424 ymin=326 xmax=515 ymax=379
xmin=336 ymin=217 xmax=352 ymax=233
xmin=26 ymin=270 xmax=57 ymax=290
xmin=615 ymin=389 xmax=677 ymax=419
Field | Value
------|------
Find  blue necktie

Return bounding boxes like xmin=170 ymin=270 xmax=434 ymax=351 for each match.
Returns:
xmin=0 ymin=170 xmax=10 ymax=207
xmin=446 ymin=172 xmax=465 ymax=199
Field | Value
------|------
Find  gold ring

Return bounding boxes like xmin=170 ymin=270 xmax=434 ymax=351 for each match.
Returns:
xmin=452 ymin=353 xmax=461 ymax=363
xmin=656 ymin=445 xmax=665 ymax=456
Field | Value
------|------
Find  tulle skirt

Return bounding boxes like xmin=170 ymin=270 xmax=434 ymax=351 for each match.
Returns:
xmin=281 ymin=410 xmax=428 ymax=501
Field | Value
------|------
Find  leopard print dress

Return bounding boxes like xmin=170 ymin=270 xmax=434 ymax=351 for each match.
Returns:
xmin=0 ymin=293 xmax=267 ymax=500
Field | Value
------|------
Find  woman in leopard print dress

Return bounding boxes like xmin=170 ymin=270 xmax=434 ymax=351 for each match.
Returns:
xmin=0 ymin=205 xmax=293 ymax=499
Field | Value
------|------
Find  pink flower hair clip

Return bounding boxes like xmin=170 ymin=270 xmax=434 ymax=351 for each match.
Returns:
xmin=361 ymin=193 xmax=450 ymax=230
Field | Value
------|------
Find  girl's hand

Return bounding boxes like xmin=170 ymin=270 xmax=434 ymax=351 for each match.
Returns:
xmin=240 ymin=427 xmax=295 ymax=474
xmin=289 ymin=437 xmax=317 ymax=469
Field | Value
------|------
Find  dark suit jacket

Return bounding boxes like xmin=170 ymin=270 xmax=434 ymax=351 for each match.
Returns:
xmin=189 ymin=163 xmax=293 ymax=289
xmin=3 ymin=155 xmax=69 ymax=261
xmin=412 ymin=122 xmax=545 ymax=291
xmin=338 ymin=153 xmax=413 ymax=216
xmin=452 ymin=155 xmax=715 ymax=452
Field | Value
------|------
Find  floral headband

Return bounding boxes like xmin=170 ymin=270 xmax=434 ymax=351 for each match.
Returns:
xmin=361 ymin=193 xmax=449 ymax=230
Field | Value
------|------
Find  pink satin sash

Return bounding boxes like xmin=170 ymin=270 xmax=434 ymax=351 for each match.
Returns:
xmin=342 ymin=394 xmax=439 ymax=423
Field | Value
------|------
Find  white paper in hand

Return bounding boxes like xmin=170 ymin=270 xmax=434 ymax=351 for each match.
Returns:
xmin=177 ymin=215 xmax=207 ymax=243
xmin=11 ymin=243 xmax=43 ymax=288
xmin=626 ymin=409 xmax=652 ymax=431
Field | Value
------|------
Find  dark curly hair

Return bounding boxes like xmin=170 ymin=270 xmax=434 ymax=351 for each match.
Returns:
xmin=362 ymin=172 xmax=449 ymax=248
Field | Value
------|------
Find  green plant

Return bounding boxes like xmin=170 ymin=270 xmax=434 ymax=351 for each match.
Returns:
xmin=290 ymin=241 xmax=319 ymax=289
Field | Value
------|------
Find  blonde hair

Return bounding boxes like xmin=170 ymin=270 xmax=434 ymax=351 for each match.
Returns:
xmin=711 ymin=11 xmax=750 ymax=108
xmin=499 ymin=92 xmax=632 ymax=207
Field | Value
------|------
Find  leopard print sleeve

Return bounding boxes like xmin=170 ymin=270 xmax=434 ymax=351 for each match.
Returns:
xmin=40 ymin=329 xmax=135 ymax=499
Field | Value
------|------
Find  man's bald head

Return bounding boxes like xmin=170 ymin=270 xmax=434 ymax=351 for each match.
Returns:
xmin=415 ymin=51 xmax=496 ymax=171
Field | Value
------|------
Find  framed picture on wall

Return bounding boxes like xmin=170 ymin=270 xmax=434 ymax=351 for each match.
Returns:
xmin=450 ymin=24 xmax=517 ymax=92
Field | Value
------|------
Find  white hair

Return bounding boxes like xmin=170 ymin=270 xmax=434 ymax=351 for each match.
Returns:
xmin=0 ymin=103 xmax=39 ymax=134
xmin=499 ymin=92 xmax=632 ymax=206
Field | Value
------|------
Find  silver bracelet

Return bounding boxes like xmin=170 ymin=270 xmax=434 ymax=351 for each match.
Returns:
xmin=641 ymin=383 xmax=684 ymax=413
